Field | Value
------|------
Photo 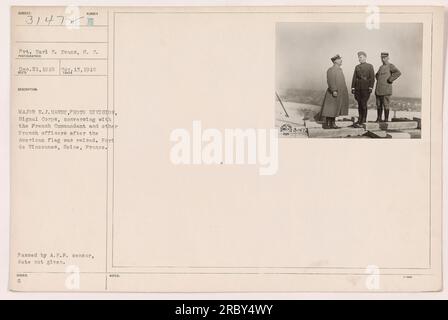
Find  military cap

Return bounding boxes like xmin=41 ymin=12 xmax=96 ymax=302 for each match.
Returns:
xmin=381 ymin=52 xmax=389 ymax=57
xmin=331 ymin=54 xmax=342 ymax=62
xmin=357 ymin=51 xmax=367 ymax=57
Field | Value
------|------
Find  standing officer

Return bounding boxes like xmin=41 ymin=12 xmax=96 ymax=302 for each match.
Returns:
xmin=351 ymin=51 xmax=375 ymax=127
xmin=375 ymin=52 xmax=402 ymax=122
xmin=319 ymin=54 xmax=349 ymax=129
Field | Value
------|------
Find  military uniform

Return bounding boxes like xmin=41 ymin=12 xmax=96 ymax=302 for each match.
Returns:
xmin=321 ymin=65 xmax=349 ymax=118
xmin=318 ymin=55 xmax=349 ymax=129
xmin=351 ymin=61 xmax=375 ymax=124
xmin=375 ymin=53 xmax=401 ymax=122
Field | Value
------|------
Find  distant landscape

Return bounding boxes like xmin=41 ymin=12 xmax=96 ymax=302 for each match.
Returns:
xmin=277 ymin=88 xmax=422 ymax=112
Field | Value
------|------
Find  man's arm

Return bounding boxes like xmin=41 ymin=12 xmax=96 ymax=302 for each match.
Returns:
xmin=327 ymin=68 xmax=338 ymax=95
xmin=368 ymin=64 xmax=375 ymax=91
xmin=388 ymin=64 xmax=402 ymax=83
xmin=351 ymin=67 xmax=357 ymax=93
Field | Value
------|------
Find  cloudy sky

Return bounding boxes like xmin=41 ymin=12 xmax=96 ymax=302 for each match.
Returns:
xmin=276 ymin=23 xmax=423 ymax=98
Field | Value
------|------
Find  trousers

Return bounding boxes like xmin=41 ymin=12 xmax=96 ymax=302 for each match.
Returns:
xmin=355 ymin=89 xmax=371 ymax=123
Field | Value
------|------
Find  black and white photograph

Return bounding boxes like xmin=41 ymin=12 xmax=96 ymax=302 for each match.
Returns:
xmin=275 ymin=22 xmax=423 ymax=138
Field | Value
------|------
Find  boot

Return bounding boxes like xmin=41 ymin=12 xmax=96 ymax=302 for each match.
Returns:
xmin=361 ymin=107 xmax=366 ymax=124
xmin=356 ymin=111 xmax=364 ymax=127
xmin=384 ymin=109 xmax=390 ymax=122
xmin=330 ymin=118 xmax=340 ymax=129
xmin=356 ymin=108 xmax=363 ymax=126
xmin=375 ymin=108 xmax=383 ymax=123
xmin=323 ymin=117 xmax=330 ymax=129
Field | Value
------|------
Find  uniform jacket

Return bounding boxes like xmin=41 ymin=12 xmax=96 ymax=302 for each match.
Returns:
xmin=320 ymin=65 xmax=349 ymax=118
xmin=351 ymin=62 xmax=375 ymax=91
xmin=375 ymin=63 xmax=401 ymax=96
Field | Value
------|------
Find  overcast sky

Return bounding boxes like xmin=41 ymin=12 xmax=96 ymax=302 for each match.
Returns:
xmin=276 ymin=23 xmax=423 ymax=98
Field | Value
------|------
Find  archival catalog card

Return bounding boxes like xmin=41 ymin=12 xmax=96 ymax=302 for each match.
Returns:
xmin=9 ymin=6 xmax=444 ymax=292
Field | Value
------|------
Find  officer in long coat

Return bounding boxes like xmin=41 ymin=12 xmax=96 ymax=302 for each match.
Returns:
xmin=319 ymin=54 xmax=349 ymax=129
xmin=375 ymin=52 xmax=401 ymax=122
xmin=351 ymin=51 xmax=375 ymax=127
